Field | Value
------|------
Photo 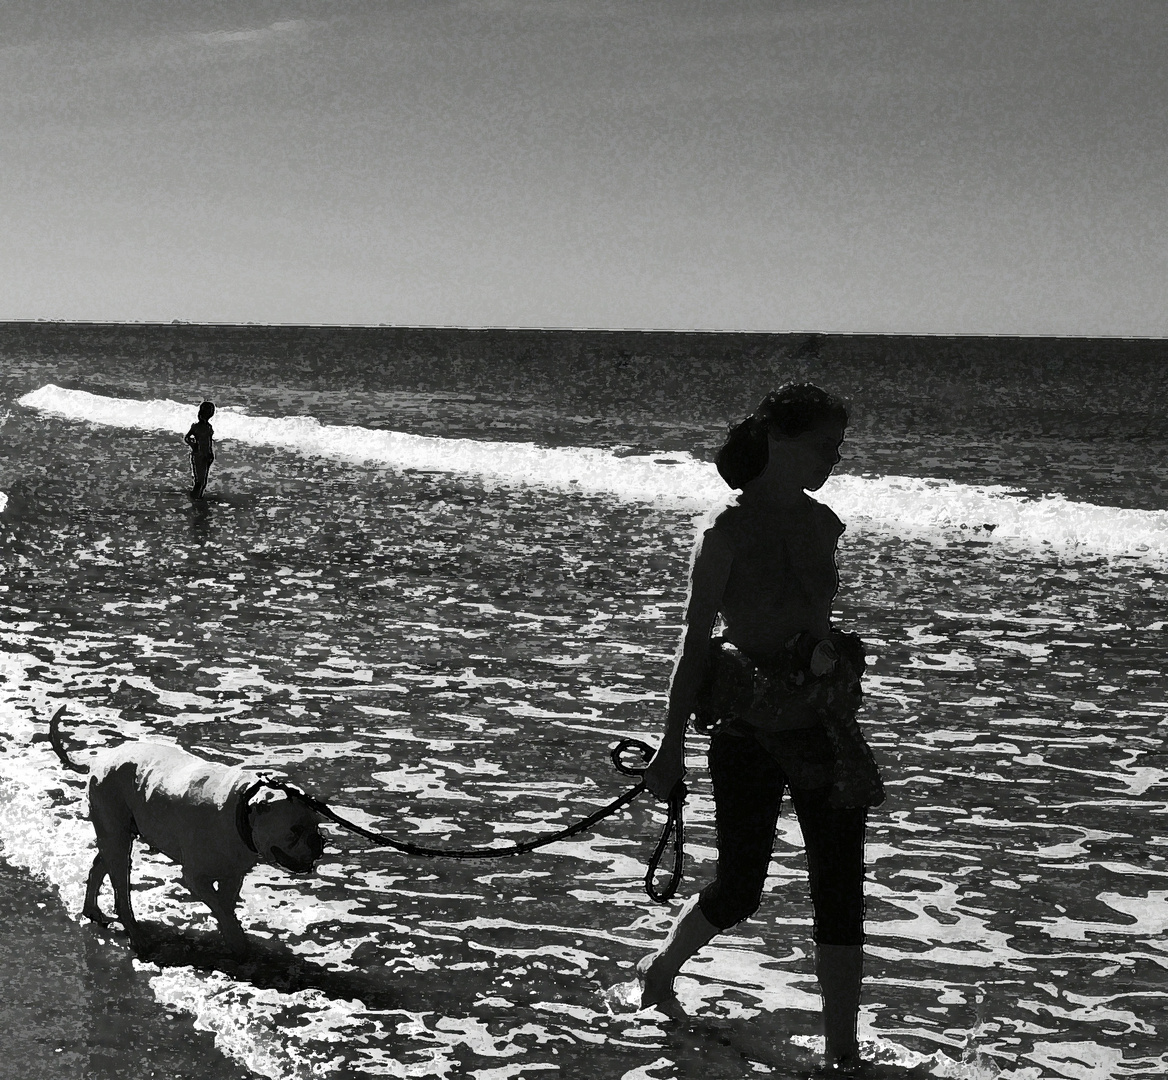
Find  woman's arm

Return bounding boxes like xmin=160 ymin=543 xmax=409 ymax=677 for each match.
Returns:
xmin=642 ymin=526 xmax=734 ymax=799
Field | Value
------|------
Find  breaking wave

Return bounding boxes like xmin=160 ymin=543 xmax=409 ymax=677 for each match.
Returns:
xmin=19 ymin=384 xmax=1168 ymax=560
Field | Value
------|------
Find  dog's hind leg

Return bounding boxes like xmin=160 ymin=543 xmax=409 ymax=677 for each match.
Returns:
xmin=99 ymin=833 xmax=149 ymax=954
xmin=82 ymin=853 xmax=112 ymax=925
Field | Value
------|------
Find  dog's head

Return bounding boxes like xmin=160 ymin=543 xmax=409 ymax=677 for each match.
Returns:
xmin=249 ymin=789 xmax=326 ymax=874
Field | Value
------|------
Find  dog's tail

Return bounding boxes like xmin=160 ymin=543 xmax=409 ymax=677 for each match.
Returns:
xmin=49 ymin=706 xmax=86 ymax=773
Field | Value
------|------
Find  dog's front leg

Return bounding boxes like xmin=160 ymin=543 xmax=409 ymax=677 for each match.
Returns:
xmin=216 ymin=871 xmax=244 ymax=912
xmin=181 ymin=868 xmax=248 ymax=958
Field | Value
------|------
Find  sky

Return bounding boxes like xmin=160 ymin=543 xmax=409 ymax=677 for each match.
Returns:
xmin=1 ymin=0 xmax=1166 ymax=335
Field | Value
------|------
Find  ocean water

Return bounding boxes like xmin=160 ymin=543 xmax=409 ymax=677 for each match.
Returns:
xmin=0 ymin=326 xmax=1166 ymax=1079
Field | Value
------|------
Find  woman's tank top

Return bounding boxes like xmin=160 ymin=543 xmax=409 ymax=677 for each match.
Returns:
xmin=712 ymin=495 xmax=843 ymax=659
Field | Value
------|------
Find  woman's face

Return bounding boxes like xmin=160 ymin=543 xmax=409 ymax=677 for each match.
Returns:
xmin=766 ymin=420 xmax=844 ymax=492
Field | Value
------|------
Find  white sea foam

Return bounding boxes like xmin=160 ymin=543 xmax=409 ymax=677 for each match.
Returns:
xmin=19 ymin=383 xmax=1168 ymax=560
xmin=0 ymin=490 xmax=7 ymax=514
xmin=18 ymin=384 xmax=728 ymax=507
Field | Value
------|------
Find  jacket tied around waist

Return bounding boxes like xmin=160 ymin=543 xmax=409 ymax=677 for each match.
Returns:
xmin=693 ymin=631 xmax=885 ymax=809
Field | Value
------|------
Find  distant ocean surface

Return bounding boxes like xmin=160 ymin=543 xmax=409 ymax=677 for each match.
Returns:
xmin=1 ymin=325 xmax=1166 ymax=1079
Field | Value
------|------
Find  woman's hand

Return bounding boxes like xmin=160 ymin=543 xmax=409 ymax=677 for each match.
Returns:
xmin=642 ymin=740 xmax=686 ymax=801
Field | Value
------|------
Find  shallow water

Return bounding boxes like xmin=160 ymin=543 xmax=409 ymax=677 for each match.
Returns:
xmin=1 ymin=330 xmax=1166 ymax=1079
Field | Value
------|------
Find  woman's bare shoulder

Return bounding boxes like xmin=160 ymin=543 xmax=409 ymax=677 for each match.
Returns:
xmin=708 ymin=500 xmax=751 ymax=544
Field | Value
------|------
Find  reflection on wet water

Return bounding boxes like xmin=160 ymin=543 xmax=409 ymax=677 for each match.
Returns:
xmin=0 ymin=404 xmax=1166 ymax=1079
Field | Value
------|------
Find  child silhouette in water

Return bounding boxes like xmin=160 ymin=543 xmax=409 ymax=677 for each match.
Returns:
xmin=185 ymin=401 xmax=215 ymax=499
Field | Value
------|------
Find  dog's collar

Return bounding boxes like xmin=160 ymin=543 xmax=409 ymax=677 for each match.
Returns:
xmin=235 ymin=778 xmax=267 ymax=854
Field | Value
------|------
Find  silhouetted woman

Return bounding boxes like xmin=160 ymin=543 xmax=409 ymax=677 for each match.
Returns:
xmin=639 ymin=384 xmax=884 ymax=1071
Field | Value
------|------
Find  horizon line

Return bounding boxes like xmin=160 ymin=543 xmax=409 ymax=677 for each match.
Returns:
xmin=1 ymin=319 xmax=1165 ymax=343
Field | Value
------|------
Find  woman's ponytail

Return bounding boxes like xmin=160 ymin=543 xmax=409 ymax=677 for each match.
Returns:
xmin=715 ymin=412 xmax=770 ymax=489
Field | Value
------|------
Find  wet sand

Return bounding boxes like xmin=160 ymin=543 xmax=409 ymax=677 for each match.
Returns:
xmin=0 ymin=857 xmax=248 ymax=1080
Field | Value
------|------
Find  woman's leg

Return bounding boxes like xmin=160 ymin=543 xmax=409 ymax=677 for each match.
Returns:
xmin=815 ymin=943 xmax=864 ymax=1065
xmin=639 ymin=728 xmax=786 ymax=1006
xmin=637 ymin=894 xmax=720 ymax=1007
xmin=787 ymin=783 xmax=867 ymax=1065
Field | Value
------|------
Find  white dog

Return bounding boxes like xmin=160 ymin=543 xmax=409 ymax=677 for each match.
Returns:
xmin=50 ymin=706 xmax=325 ymax=957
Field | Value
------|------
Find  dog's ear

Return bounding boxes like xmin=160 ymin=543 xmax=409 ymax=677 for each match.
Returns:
xmin=251 ymin=788 xmax=297 ymax=811
xmin=252 ymin=789 xmax=322 ymax=825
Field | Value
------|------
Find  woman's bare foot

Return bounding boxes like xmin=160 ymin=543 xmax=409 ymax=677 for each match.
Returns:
xmin=636 ymin=951 xmax=679 ymax=1010
xmin=635 ymin=895 xmax=720 ymax=1012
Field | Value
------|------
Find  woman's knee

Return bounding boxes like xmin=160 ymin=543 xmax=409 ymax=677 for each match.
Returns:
xmin=698 ymin=879 xmax=765 ymax=929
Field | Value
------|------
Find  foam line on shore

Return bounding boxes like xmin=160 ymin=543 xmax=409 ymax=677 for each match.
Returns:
xmin=19 ymin=384 xmax=1168 ymax=560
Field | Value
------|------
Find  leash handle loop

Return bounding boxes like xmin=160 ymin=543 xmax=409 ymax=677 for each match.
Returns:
xmin=644 ymin=779 xmax=686 ymax=903
xmin=609 ymin=737 xmax=687 ymax=903
xmin=610 ymin=737 xmax=655 ymax=777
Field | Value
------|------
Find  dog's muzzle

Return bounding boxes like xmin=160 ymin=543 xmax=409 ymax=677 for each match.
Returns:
xmin=270 ymin=832 xmax=324 ymax=875
xmin=270 ymin=846 xmax=318 ymax=875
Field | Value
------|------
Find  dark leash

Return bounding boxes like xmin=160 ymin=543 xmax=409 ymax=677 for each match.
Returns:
xmin=242 ymin=738 xmax=687 ymax=903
